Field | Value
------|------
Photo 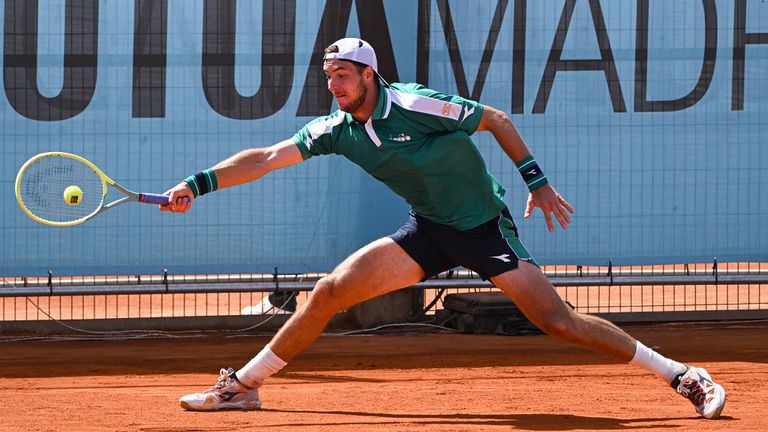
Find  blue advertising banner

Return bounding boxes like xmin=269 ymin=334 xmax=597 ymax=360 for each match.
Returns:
xmin=2 ymin=0 xmax=767 ymax=276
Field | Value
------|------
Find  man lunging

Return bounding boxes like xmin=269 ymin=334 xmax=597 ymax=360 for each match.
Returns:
xmin=163 ymin=38 xmax=726 ymax=419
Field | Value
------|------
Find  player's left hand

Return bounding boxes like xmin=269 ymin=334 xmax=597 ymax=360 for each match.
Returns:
xmin=524 ymin=184 xmax=574 ymax=232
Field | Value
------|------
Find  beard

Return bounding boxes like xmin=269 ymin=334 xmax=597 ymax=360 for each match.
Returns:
xmin=338 ymin=80 xmax=368 ymax=114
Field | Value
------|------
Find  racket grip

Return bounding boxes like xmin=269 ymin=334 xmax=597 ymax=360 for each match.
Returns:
xmin=139 ymin=193 xmax=171 ymax=205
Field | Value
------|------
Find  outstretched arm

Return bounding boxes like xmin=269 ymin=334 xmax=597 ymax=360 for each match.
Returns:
xmin=162 ymin=139 xmax=304 ymax=213
xmin=477 ymin=105 xmax=574 ymax=232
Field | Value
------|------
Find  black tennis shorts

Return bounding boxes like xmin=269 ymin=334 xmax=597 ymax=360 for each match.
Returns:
xmin=388 ymin=207 xmax=538 ymax=280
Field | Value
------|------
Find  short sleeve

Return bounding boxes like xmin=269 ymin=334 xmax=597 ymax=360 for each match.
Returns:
xmin=391 ymin=83 xmax=485 ymax=135
xmin=292 ymin=111 xmax=345 ymax=160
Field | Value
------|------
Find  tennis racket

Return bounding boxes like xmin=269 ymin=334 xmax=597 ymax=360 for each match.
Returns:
xmin=15 ymin=152 xmax=171 ymax=227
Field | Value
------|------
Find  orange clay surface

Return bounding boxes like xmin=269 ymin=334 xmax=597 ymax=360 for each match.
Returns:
xmin=0 ymin=321 xmax=766 ymax=432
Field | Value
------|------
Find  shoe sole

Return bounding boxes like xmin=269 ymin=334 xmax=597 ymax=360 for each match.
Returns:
xmin=180 ymin=400 xmax=262 ymax=411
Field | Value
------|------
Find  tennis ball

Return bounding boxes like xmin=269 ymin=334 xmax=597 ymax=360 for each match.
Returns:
xmin=63 ymin=185 xmax=83 ymax=206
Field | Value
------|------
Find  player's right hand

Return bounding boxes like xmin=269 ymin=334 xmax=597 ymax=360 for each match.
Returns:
xmin=160 ymin=182 xmax=194 ymax=213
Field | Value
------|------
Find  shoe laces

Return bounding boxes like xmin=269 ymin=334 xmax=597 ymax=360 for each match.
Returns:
xmin=209 ymin=368 xmax=235 ymax=392
xmin=678 ymin=375 xmax=706 ymax=408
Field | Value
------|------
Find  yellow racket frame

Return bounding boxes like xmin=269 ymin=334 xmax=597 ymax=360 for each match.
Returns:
xmin=16 ymin=152 xmax=114 ymax=227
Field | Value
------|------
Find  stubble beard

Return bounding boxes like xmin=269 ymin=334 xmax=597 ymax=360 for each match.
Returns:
xmin=339 ymin=80 xmax=368 ymax=114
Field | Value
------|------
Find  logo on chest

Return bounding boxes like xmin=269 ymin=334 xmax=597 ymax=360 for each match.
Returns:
xmin=389 ymin=133 xmax=412 ymax=142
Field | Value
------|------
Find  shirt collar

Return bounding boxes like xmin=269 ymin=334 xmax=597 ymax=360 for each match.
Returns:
xmin=344 ymin=85 xmax=391 ymax=124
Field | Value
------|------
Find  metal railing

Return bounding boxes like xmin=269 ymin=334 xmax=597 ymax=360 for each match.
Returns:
xmin=2 ymin=262 xmax=767 ymax=335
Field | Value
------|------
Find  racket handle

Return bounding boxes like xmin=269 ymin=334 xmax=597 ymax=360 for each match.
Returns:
xmin=139 ymin=193 xmax=171 ymax=205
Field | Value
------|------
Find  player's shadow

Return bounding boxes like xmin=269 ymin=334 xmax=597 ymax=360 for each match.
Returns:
xmin=261 ymin=409 xmax=734 ymax=430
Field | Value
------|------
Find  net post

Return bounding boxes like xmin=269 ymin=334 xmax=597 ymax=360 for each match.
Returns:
xmin=163 ymin=268 xmax=169 ymax=293
xmin=607 ymin=260 xmax=614 ymax=285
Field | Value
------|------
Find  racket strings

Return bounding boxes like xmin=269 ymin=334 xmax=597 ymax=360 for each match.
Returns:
xmin=18 ymin=156 xmax=105 ymax=223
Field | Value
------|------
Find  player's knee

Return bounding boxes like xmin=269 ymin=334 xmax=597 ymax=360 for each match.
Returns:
xmin=308 ymin=276 xmax=347 ymax=312
xmin=537 ymin=313 xmax=579 ymax=342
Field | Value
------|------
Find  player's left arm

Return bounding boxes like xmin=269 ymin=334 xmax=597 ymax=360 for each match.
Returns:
xmin=477 ymin=105 xmax=574 ymax=232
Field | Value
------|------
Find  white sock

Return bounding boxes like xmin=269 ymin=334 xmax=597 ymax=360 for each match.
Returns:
xmin=629 ymin=341 xmax=688 ymax=385
xmin=235 ymin=344 xmax=287 ymax=388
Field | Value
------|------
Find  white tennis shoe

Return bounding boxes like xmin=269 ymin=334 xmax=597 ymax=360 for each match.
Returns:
xmin=179 ymin=368 xmax=261 ymax=411
xmin=676 ymin=366 xmax=726 ymax=419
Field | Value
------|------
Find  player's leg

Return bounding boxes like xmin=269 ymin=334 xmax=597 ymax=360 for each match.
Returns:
xmin=179 ymin=237 xmax=425 ymax=411
xmin=259 ymin=236 xmax=425 ymax=364
xmin=491 ymin=262 xmax=726 ymax=419
xmin=491 ymin=263 xmax=637 ymax=359
xmin=454 ymin=208 xmax=725 ymax=419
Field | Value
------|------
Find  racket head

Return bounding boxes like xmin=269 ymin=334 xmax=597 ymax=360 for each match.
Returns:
xmin=15 ymin=152 xmax=110 ymax=226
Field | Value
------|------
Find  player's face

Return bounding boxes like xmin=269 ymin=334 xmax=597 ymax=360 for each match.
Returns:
xmin=323 ymin=59 xmax=370 ymax=114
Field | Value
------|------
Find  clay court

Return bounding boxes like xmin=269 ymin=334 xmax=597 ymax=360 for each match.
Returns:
xmin=1 ymin=320 xmax=765 ymax=432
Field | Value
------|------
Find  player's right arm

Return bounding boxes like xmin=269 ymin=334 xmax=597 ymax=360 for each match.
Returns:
xmin=162 ymin=139 xmax=303 ymax=213
xmin=211 ymin=139 xmax=304 ymax=188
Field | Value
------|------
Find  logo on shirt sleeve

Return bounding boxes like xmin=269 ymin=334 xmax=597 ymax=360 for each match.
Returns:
xmin=460 ymin=105 xmax=475 ymax=124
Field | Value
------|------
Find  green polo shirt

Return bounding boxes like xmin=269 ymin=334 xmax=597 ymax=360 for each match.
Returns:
xmin=293 ymin=83 xmax=506 ymax=231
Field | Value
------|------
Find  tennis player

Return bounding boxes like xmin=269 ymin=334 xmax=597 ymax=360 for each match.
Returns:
xmin=163 ymin=38 xmax=726 ymax=419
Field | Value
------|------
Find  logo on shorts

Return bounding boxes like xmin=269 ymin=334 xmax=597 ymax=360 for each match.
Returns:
xmin=490 ymin=254 xmax=512 ymax=263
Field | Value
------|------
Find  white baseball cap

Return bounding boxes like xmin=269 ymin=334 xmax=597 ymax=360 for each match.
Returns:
xmin=323 ymin=38 xmax=389 ymax=86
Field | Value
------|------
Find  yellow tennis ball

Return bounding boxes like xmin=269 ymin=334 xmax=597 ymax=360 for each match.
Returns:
xmin=63 ymin=185 xmax=83 ymax=206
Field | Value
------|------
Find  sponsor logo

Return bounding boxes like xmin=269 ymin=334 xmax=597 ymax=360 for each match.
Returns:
xmin=219 ymin=391 xmax=238 ymax=402
xmin=389 ymin=133 xmax=411 ymax=142
xmin=460 ymin=105 xmax=475 ymax=123
xmin=490 ymin=254 xmax=512 ymax=263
